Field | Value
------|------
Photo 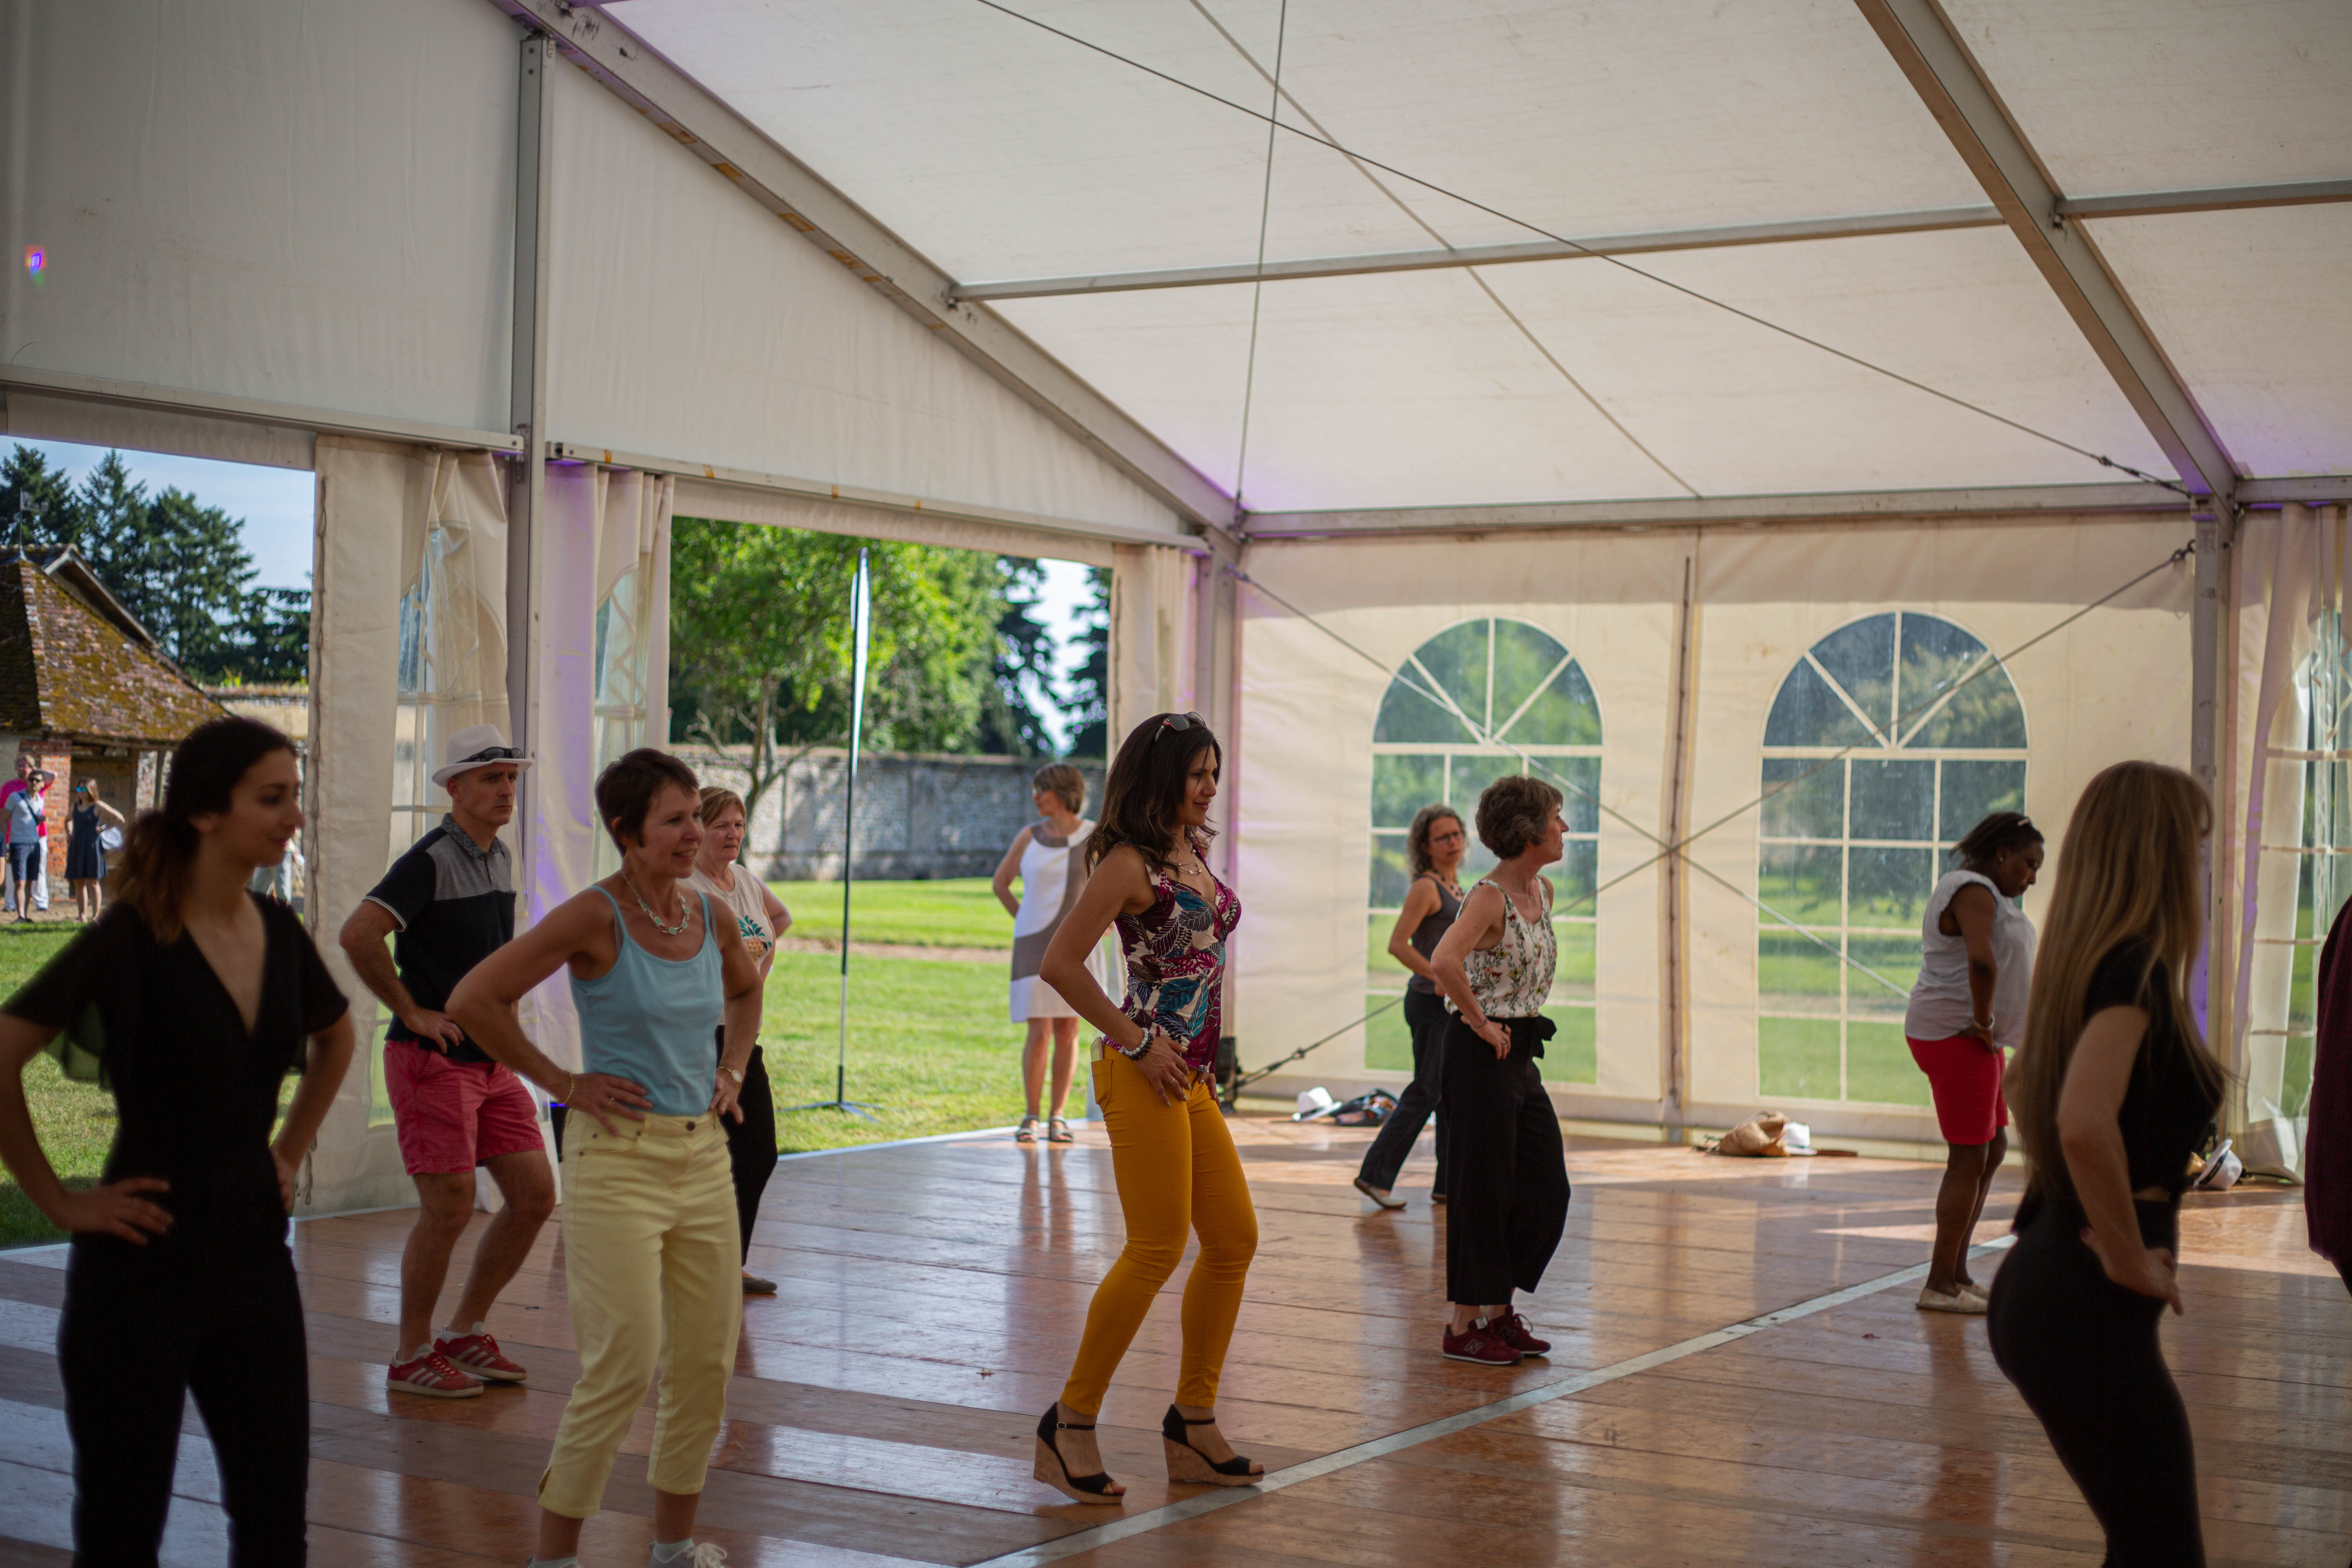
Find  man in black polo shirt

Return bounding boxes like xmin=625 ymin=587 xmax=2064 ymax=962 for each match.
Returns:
xmin=340 ymin=724 xmax=555 ymax=1399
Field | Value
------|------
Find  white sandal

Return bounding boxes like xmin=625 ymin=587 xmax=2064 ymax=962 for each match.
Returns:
xmin=1014 ymin=1116 xmax=1039 ymax=1144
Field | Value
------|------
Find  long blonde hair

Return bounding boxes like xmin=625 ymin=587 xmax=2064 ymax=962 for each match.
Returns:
xmin=2008 ymin=761 xmax=2224 ymax=1201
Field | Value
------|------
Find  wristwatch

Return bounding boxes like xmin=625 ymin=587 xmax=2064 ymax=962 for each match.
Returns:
xmin=717 ymin=1065 xmax=744 ymax=1086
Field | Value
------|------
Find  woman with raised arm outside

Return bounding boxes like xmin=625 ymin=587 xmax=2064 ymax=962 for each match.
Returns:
xmin=0 ymin=717 xmax=356 ymax=1562
xmin=1427 ymin=774 xmax=1572 ymax=1368
xmin=448 ymin=749 xmax=764 ymax=1568
xmin=685 ymin=784 xmax=793 ymax=1295
xmin=1029 ymin=713 xmax=1259 ymax=1504
xmin=1354 ymin=804 xmax=1468 ymax=1210
xmin=991 ymin=761 xmax=1097 ymax=1145
xmin=1904 ymin=811 xmax=2045 ymax=1313
xmin=1989 ymin=762 xmax=2223 ymax=1567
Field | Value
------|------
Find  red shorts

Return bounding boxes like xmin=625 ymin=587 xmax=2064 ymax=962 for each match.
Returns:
xmin=385 ymin=1039 xmax=547 ymax=1175
xmin=1907 ymin=1033 xmax=2009 ymax=1146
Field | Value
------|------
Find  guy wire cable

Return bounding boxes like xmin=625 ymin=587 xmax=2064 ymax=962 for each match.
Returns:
xmin=1229 ymin=0 xmax=1289 ymax=512
xmin=968 ymin=0 xmax=2189 ymax=497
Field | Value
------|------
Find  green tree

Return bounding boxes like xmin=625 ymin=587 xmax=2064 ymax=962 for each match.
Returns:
xmin=666 ymin=519 xmax=1008 ymax=826
xmin=0 ymin=446 xmax=83 ymax=553
xmin=974 ymin=557 xmax=1060 ymax=757
xmin=1062 ymin=566 xmax=1111 ymax=759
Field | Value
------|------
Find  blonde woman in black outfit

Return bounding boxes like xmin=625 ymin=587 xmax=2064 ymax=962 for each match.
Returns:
xmin=1990 ymin=762 xmax=2223 ymax=1567
xmin=1355 ymin=804 xmax=1466 ymax=1209
xmin=0 ymin=718 xmax=356 ymax=1562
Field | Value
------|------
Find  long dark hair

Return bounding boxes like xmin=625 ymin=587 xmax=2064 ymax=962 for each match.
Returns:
xmin=1086 ymin=713 xmax=1220 ymax=876
xmin=118 ymin=717 xmax=295 ymax=941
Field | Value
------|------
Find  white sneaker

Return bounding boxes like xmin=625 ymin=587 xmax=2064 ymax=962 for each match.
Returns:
xmin=1916 ymin=1285 xmax=1987 ymax=1315
xmin=652 ymin=1545 xmax=728 ymax=1568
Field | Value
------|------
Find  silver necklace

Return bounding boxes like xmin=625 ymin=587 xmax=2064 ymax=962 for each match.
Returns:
xmin=621 ymin=873 xmax=689 ymax=937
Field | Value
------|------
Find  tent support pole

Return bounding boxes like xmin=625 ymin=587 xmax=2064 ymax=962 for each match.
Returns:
xmin=1660 ymin=551 xmax=1698 ymax=1141
xmin=507 ymin=30 xmax=551 ymax=813
xmin=2192 ymin=506 xmax=2235 ymax=1098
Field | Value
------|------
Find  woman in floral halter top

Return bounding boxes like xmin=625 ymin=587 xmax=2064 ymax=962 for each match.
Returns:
xmin=1030 ymin=713 xmax=1259 ymax=1505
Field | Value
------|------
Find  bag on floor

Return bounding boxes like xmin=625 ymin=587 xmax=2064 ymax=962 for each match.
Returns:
xmin=1711 ymin=1111 xmax=1790 ymax=1157
xmin=1294 ymin=1088 xmax=1399 ymax=1127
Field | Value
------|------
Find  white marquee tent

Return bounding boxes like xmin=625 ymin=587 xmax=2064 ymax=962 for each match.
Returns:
xmin=2 ymin=0 xmax=2346 ymax=1209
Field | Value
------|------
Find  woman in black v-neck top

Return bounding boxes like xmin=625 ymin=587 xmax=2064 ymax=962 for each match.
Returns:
xmin=1989 ymin=762 xmax=2224 ymax=1568
xmin=0 ymin=720 xmax=354 ymax=1566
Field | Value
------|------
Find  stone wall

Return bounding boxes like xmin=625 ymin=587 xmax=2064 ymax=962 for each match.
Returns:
xmin=679 ymin=747 xmax=1106 ymax=882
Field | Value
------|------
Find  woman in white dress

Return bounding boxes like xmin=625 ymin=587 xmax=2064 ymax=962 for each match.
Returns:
xmin=992 ymin=763 xmax=1095 ymax=1144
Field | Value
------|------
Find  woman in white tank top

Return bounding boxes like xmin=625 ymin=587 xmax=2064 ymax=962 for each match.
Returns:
xmin=1903 ymin=811 xmax=2045 ymax=1313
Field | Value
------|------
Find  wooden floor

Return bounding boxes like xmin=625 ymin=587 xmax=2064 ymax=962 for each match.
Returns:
xmin=0 ymin=1120 xmax=2342 ymax=1566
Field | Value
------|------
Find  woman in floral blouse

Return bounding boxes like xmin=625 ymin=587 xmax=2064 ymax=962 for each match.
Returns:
xmin=1031 ymin=712 xmax=1260 ymax=1503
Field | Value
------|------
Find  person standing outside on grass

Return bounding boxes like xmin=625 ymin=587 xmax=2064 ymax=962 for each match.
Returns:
xmin=1428 ymin=774 xmax=1571 ymax=1368
xmin=1989 ymin=762 xmax=2222 ymax=1567
xmin=1904 ymin=811 xmax=2044 ymax=1314
xmin=449 ymin=748 xmax=763 ymax=1568
xmin=0 ymin=717 xmax=354 ymax=1564
xmin=65 ymin=778 xmax=125 ymax=921
xmin=339 ymin=724 xmax=555 ymax=1399
xmin=993 ymin=761 xmax=1098 ymax=1145
xmin=3 ymin=762 xmax=47 ymax=921
xmin=1030 ymin=713 xmax=1259 ymax=1505
xmin=685 ymin=784 xmax=791 ymax=1295
xmin=1355 ymin=803 xmax=1466 ymax=1210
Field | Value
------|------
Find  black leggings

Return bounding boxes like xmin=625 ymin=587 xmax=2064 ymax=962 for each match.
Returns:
xmin=1357 ymin=989 xmax=1449 ymax=1195
xmin=1439 ymin=1015 xmax=1569 ymax=1305
xmin=719 ymin=1031 xmax=778 ymax=1265
xmin=61 ymin=1236 xmax=310 ymax=1565
xmin=1987 ymin=1199 xmax=2203 ymax=1567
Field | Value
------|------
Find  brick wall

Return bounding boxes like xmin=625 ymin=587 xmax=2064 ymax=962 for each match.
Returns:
xmin=680 ymin=747 xmax=1107 ymax=882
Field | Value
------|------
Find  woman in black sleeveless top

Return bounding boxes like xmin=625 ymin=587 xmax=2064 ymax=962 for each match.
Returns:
xmin=1356 ymin=804 xmax=1467 ymax=1208
xmin=1990 ymin=762 xmax=2223 ymax=1568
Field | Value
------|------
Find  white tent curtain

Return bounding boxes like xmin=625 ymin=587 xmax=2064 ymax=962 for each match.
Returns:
xmin=523 ymin=464 xmax=675 ymax=1075
xmin=1108 ymin=543 xmax=1199 ymax=749
xmin=2231 ymin=503 xmax=2352 ymax=1178
xmin=391 ymin=452 xmax=512 ymax=864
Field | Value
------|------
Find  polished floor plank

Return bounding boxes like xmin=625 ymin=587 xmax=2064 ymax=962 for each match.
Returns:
xmin=0 ymin=1127 xmax=2342 ymax=1565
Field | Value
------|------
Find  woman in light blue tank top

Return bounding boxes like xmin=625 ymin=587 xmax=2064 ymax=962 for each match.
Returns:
xmin=450 ymin=749 xmax=764 ymax=1566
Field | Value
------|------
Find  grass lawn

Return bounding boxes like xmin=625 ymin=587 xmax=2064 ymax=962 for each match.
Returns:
xmin=0 ymin=921 xmax=115 ymax=1247
xmin=766 ymin=876 xmax=1016 ymax=949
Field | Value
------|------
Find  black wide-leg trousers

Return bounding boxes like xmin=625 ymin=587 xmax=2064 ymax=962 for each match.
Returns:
xmin=1439 ymin=1014 xmax=1569 ymax=1305
xmin=717 ymin=1030 xmax=779 ymax=1265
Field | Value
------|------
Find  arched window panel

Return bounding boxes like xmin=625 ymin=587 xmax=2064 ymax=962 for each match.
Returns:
xmin=1756 ymin=611 xmax=2026 ymax=1107
xmin=1367 ymin=617 xmax=1601 ymax=1085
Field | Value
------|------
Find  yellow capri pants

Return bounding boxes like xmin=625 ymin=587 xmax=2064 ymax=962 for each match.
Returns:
xmin=1060 ymin=1051 xmax=1258 ymax=1416
xmin=541 ymin=1112 xmax=742 ymax=1519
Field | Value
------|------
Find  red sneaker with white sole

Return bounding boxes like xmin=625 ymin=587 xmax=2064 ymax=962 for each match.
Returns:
xmin=386 ymin=1350 xmax=483 ymax=1398
xmin=436 ymin=1328 xmax=528 ymax=1383
xmin=1441 ymin=1318 xmax=1523 ymax=1366
xmin=1487 ymin=1310 xmax=1550 ymax=1356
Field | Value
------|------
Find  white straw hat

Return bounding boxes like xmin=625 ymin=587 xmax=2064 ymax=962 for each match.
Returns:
xmin=430 ymin=724 xmax=534 ymax=789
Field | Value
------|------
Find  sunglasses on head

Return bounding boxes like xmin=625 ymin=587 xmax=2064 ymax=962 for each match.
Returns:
xmin=458 ymin=746 xmax=524 ymax=765
xmin=1154 ymin=712 xmax=1206 ymax=739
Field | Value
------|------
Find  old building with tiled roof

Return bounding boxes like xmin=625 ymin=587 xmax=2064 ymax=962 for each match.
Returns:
xmin=0 ymin=549 xmax=233 ymax=889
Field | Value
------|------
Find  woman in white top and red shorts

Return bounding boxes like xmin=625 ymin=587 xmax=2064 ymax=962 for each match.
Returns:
xmin=1904 ymin=811 xmax=2045 ymax=1313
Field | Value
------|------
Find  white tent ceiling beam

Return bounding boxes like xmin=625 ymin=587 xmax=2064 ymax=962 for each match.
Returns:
xmin=1243 ymin=476 xmax=2352 ymax=540
xmin=0 ymin=365 xmax=522 ymax=456
xmin=544 ymin=442 xmax=1207 ymax=555
xmin=953 ymin=177 xmax=2352 ymax=303
xmin=1853 ymin=0 xmax=2239 ymax=504
xmin=483 ymin=0 xmax=1230 ymax=535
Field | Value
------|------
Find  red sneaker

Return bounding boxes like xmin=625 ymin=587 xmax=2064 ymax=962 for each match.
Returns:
xmin=386 ymin=1350 xmax=483 ymax=1398
xmin=435 ymin=1328 xmax=528 ymax=1384
xmin=1441 ymin=1319 xmax=1523 ymax=1365
xmin=1487 ymin=1310 xmax=1550 ymax=1356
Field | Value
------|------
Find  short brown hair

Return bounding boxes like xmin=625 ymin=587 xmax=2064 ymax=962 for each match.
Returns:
xmin=595 ymin=748 xmax=700 ymax=851
xmin=1031 ymin=762 xmax=1086 ymax=815
xmin=697 ymin=785 xmax=746 ymax=825
xmin=1406 ymin=804 xmax=1463 ymax=878
xmin=1474 ymin=773 xmax=1564 ymax=860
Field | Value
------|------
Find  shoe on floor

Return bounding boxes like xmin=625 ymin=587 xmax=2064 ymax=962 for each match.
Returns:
xmin=1430 ymin=1191 xmax=1447 ymax=1205
xmin=1486 ymin=1308 xmax=1550 ymax=1356
xmin=741 ymin=1272 xmax=777 ymax=1295
xmin=387 ymin=1350 xmax=484 ymax=1397
xmin=1958 ymin=1281 xmax=1991 ymax=1301
xmin=1014 ymin=1116 xmax=1039 ymax=1144
xmin=435 ymin=1327 xmax=526 ymax=1383
xmin=1047 ymin=1116 xmax=1075 ymax=1144
xmin=1441 ymin=1318 xmax=1524 ymax=1365
xmin=1916 ymin=1285 xmax=1988 ymax=1315
xmin=1353 ymin=1176 xmax=1407 ymax=1210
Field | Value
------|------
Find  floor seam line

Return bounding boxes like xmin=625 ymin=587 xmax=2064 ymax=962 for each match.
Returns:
xmin=962 ymin=1236 xmax=2015 ymax=1567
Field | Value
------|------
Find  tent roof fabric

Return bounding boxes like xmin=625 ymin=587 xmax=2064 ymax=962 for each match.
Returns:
xmin=603 ymin=0 xmax=2348 ymax=517
xmin=0 ymin=557 xmax=232 ymax=750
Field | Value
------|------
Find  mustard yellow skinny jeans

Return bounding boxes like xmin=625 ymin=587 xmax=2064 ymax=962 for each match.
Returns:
xmin=1060 ymin=1051 xmax=1259 ymax=1415
xmin=540 ymin=1112 xmax=741 ymax=1519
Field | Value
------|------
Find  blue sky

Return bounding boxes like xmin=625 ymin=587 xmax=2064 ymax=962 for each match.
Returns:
xmin=9 ymin=438 xmax=1100 ymax=746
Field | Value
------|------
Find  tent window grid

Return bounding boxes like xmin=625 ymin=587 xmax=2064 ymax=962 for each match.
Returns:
xmin=1756 ymin=611 xmax=2027 ymax=1106
xmin=1366 ymin=617 xmax=1599 ymax=1085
